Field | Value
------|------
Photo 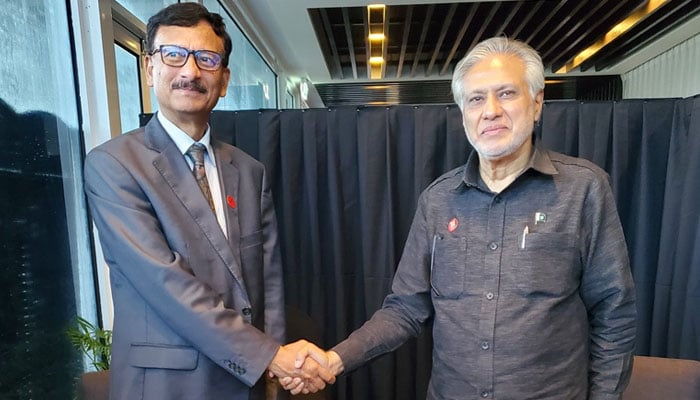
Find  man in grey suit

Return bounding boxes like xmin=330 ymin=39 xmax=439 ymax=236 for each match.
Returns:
xmin=84 ymin=3 xmax=331 ymax=399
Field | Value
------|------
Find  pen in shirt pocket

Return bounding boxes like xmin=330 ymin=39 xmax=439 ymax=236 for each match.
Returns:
xmin=430 ymin=233 xmax=443 ymax=271
xmin=430 ymin=233 xmax=443 ymax=297
xmin=520 ymin=225 xmax=529 ymax=249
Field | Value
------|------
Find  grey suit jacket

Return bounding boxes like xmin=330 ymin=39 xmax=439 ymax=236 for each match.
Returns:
xmin=84 ymin=117 xmax=285 ymax=400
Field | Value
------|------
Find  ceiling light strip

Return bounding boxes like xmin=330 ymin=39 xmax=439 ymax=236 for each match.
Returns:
xmin=368 ymin=4 xmax=386 ymax=79
xmin=557 ymin=0 xmax=669 ymax=73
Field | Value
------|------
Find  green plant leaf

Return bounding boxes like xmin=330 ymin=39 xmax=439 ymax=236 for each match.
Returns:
xmin=66 ymin=316 xmax=112 ymax=371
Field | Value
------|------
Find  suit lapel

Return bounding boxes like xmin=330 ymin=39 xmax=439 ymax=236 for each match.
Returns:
xmin=212 ymin=141 xmax=244 ymax=285
xmin=145 ymin=119 xmax=248 ymax=300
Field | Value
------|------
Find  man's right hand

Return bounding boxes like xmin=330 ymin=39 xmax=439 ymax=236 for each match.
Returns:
xmin=268 ymin=340 xmax=337 ymax=395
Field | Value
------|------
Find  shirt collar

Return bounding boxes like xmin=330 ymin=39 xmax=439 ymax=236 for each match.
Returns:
xmin=157 ymin=112 xmax=214 ymax=159
xmin=457 ymin=140 xmax=559 ymax=190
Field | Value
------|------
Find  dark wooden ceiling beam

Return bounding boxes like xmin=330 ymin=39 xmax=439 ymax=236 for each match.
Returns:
xmin=595 ymin=1 xmax=699 ymax=71
xmin=539 ymin=1 xmax=609 ymax=61
xmin=523 ymin=1 xmax=568 ymax=45
xmin=396 ymin=5 xmax=413 ymax=78
xmin=319 ymin=8 xmax=343 ymax=79
xmin=440 ymin=3 xmax=478 ymax=76
xmin=465 ymin=3 xmax=502 ymax=54
xmin=410 ymin=4 xmax=435 ymax=77
xmin=549 ymin=0 xmax=633 ymax=73
xmin=495 ymin=2 xmax=523 ymax=37
xmin=585 ymin=0 xmax=696 ymax=71
xmin=307 ymin=9 xmax=335 ymax=79
xmin=510 ymin=1 xmax=544 ymax=39
xmin=426 ymin=4 xmax=458 ymax=76
xmin=533 ymin=1 xmax=587 ymax=50
xmin=342 ymin=8 xmax=357 ymax=79
xmin=381 ymin=6 xmax=391 ymax=79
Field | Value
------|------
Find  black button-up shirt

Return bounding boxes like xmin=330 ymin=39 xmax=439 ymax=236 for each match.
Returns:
xmin=334 ymin=146 xmax=636 ymax=400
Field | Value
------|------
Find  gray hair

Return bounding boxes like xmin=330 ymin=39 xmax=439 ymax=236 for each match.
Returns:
xmin=451 ymin=37 xmax=544 ymax=109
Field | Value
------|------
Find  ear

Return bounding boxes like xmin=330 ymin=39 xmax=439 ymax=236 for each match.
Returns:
xmin=219 ymin=67 xmax=231 ymax=98
xmin=145 ymin=55 xmax=155 ymax=87
xmin=533 ymin=90 xmax=544 ymax=122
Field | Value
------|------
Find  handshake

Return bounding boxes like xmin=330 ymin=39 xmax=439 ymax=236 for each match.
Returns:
xmin=267 ymin=340 xmax=344 ymax=395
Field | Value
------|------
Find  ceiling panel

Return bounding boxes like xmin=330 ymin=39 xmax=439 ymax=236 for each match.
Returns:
xmin=303 ymin=0 xmax=700 ymax=106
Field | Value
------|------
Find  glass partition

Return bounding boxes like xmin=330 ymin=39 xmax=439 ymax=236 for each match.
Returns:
xmin=204 ymin=0 xmax=278 ymax=110
xmin=0 ymin=0 xmax=90 ymax=397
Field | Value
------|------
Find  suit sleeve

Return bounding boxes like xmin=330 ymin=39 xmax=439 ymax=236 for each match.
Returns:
xmin=261 ymin=168 xmax=285 ymax=343
xmin=84 ymin=147 xmax=280 ymax=387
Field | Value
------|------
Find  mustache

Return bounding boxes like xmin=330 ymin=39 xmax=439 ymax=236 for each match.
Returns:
xmin=171 ymin=80 xmax=206 ymax=93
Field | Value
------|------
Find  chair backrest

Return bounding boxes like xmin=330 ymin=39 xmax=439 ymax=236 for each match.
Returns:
xmin=623 ymin=356 xmax=700 ymax=400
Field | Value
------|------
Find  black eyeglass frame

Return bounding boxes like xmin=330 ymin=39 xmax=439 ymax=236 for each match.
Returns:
xmin=149 ymin=44 xmax=224 ymax=71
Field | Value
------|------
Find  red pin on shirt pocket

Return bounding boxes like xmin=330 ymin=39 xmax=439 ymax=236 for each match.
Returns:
xmin=226 ymin=195 xmax=236 ymax=209
xmin=447 ymin=217 xmax=458 ymax=233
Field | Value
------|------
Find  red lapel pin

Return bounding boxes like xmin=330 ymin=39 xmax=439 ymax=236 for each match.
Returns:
xmin=447 ymin=217 xmax=458 ymax=232
xmin=226 ymin=195 xmax=237 ymax=209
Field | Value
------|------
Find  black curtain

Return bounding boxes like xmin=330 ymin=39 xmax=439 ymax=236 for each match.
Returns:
xmin=171 ymin=95 xmax=699 ymax=399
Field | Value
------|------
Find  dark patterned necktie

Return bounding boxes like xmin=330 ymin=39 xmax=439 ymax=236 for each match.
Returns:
xmin=185 ymin=143 xmax=216 ymax=213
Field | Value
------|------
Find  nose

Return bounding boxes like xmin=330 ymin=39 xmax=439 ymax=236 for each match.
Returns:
xmin=482 ymin=93 xmax=502 ymax=119
xmin=179 ymin=54 xmax=202 ymax=78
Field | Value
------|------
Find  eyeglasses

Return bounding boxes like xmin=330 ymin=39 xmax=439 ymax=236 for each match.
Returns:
xmin=150 ymin=45 xmax=223 ymax=71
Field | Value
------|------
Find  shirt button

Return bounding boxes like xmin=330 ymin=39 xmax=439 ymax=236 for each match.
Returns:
xmin=488 ymin=242 xmax=498 ymax=250
xmin=481 ymin=341 xmax=490 ymax=350
xmin=486 ymin=292 xmax=494 ymax=300
xmin=242 ymin=308 xmax=252 ymax=316
xmin=481 ymin=391 xmax=489 ymax=398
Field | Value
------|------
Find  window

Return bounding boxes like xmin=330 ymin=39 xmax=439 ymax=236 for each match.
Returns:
xmin=112 ymin=15 xmax=150 ymax=132
xmin=116 ymin=0 xmax=176 ymax=24
xmin=203 ymin=0 xmax=278 ymax=110
xmin=286 ymin=90 xmax=295 ymax=108
xmin=0 ymin=0 xmax=92 ymax=397
xmin=114 ymin=43 xmax=143 ymax=132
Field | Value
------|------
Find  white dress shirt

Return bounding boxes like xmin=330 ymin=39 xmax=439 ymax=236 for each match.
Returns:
xmin=157 ymin=112 xmax=227 ymax=237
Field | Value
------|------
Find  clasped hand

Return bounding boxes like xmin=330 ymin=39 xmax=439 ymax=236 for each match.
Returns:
xmin=267 ymin=339 xmax=343 ymax=395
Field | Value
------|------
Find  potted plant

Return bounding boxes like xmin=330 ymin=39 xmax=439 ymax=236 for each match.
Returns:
xmin=67 ymin=316 xmax=112 ymax=371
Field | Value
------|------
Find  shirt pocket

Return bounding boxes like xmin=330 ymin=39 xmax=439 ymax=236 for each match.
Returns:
xmin=430 ymin=234 xmax=468 ymax=299
xmin=510 ymin=232 xmax=580 ymax=296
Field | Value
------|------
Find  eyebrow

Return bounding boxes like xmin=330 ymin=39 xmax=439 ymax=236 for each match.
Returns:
xmin=466 ymin=84 xmax=518 ymax=95
xmin=158 ymin=44 xmax=221 ymax=52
